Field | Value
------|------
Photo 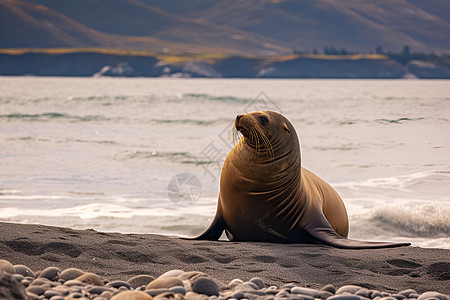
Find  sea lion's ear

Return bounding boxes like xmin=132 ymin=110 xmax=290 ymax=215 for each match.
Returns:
xmin=283 ymin=124 xmax=290 ymax=134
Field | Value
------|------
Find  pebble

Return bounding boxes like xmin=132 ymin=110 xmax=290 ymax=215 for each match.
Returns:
xmin=243 ymin=281 xmax=260 ymax=290
xmin=13 ymin=264 xmax=35 ymax=278
xmin=398 ymin=289 xmax=416 ymax=298
xmin=0 ymin=272 xmax=29 ymax=299
xmin=291 ymin=287 xmax=321 ymax=298
xmin=107 ymin=280 xmax=132 ymax=289
xmin=146 ymin=288 xmax=171 ymax=296
xmin=60 ymin=268 xmax=85 ymax=281
xmin=227 ymin=279 xmax=244 ymax=289
xmin=418 ymin=292 xmax=449 ymax=300
xmin=111 ymin=290 xmax=153 ymax=299
xmin=29 ymin=277 xmax=56 ymax=287
xmin=371 ymin=291 xmax=383 ymax=298
xmin=276 ymin=290 xmax=291 ymax=297
xmin=321 ymin=291 xmax=335 ymax=299
xmin=321 ymin=285 xmax=336 ymax=294
xmin=328 ymin=295 xmax=362 ymax=300
xmin=87 ymin=286 xmax=116 ymax=294
xmin=179 ymin=271 xmax=208 ymax=281
xmin=26 ymin=285 xmax=46 ymax=295
xmin=283 ymin=283 xmax=296 ymax=289
xmin=64 ymin=279 xmax=84 ymax=287
xmin=20 ymin=278 xmax=31 ymax=287
xmin=146 ymin=277 xmax=184 ymax=289
xmin=43 ymin=290 xmax=61 ymax=298
xmin=69 ymin=291 xmax=84 ymax=298
xmin=27 ymin=292 xmax=40 ymax=300
xmin=12 ymin=274 xmax=24 ymax=282
xmin=265 ymin=286 xmax=279 ymax=295
xmin=169 ymin=286 xmax=187 ymax=295
xmin=99 ymin=290 xmax=114 ymax=298
xmin=0 ymin=262 xmax=447 ymax=300
xmin=155 ymin=291 xmax=177 ymax=299
xmin=38 ymin=266 xmax=61 ymax=281
xmin=356 ymin=289 xmax=369 ymax=298
xmin=185 ymin=291 xmax=209 ymax=300
xmin=159 ymin=269 xmax=185 ymax=278
xmin=75 ymin=273 xmax=104 ymax=286
xmin=0 ymin=260 xmax=15 ymax=275
xmin=128 ymin=275 xmax=156 ymax=288
xmin=192 ymin=277 xmax=220 ymax=296
xmin=337 ymin=285 xmax=365 ymax=295
xmin=249 ymin=277 xmax=265 ymax=289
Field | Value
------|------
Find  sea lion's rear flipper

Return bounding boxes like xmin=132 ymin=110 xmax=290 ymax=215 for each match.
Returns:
xmin=304 ymin=214 xmax=411 ymax=249
xmin=186 ymin=214 xmax=226 ymax=241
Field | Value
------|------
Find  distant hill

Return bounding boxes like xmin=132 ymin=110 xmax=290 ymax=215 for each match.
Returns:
xmin=2 ymin=49 xmax=449 ymax=78
xmin=0 ymin=0 xmax=290 ymax=54
xmin=1 ymin=0 xmax=449 ymax=54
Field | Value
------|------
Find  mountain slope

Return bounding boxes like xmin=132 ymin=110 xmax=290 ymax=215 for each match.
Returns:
xmin=0 ymin=0 xmax=291 ymax=54
xmin=1 ymin=0 xmax=449 ymax=54
xmin=150 ymin=0 xmax=450 ymax=53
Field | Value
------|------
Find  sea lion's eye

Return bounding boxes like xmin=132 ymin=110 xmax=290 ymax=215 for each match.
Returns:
xmin=259 ymin=116 xmax=269 ymax=126
xmin=283 ymin=124 xmax=290 ymax=134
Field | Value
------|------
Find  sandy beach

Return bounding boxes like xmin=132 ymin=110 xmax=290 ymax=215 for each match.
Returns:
xmin=0 ymin=222 xmax=448 ymax=296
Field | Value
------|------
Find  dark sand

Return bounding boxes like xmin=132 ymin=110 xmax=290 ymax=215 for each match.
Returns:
xmin=0 ymin=222 xmax=448 ymax=294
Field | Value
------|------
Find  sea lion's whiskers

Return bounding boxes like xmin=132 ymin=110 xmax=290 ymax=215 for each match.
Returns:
xmin=261 ymin=134 xmax=273 ymax=160
xmin=251 ymin=127 xmax=260 ymax=153
xmin=252 ymin=127 xmax=273 ymax=160
xmin=255 ymin=128 xmax=262 ymax=154
xmin=261 ymin=134 xmax=274 ymax=160
xmin=232 ymin=126 xmax=241 ymax=145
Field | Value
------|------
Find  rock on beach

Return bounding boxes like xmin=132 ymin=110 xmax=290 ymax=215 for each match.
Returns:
xmin=1 ymin=259 xmax=448 ymax=300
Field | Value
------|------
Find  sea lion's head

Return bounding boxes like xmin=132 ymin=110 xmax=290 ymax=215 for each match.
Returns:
xmin=234 ymin=111 xmax=300 ymax=163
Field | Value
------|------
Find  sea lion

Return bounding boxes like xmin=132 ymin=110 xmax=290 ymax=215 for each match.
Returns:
xmin=191 ymin=111 xmax=410 ymax=249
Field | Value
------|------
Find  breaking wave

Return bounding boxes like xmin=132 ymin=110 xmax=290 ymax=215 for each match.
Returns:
xmin=351 ymin=204 xmax=450 ymax=239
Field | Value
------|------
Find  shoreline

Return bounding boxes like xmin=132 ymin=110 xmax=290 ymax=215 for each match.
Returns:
xmin=1 ymin=50 xmax=449 ymax=79
xmin=0 ymin=222 xmax=448 ymax=295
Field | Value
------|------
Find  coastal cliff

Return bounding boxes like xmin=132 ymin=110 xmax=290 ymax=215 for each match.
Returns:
xmin=1 ymin=51 xmax=450 ymax=79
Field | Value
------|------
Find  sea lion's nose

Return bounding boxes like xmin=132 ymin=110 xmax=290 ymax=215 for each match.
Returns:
xmin=236 ymin=114 xmax=243 ymax=122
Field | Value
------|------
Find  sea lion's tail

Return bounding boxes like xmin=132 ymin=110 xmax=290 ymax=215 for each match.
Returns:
xmin=183 ymin=214 xmax=226 ymax=241
xmin=304 ymin=214 xmax=411 ymax=249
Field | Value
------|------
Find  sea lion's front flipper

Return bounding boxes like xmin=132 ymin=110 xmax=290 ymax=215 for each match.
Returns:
xmin=304 ymin=214 xmax=411 ymax=249
xmin=186 ymin=214 xmax=227 ymax=241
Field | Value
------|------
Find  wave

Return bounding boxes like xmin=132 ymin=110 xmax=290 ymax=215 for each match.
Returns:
xmin=150 ymin=118 xmax=228 ymax=126
xmin=369 ymin=204 xmax=449 ymax=236
xmin=0 ymin=112 xmax=230 ymax=127
xmin=0 ymin=113 xmax=111 ymax=122
xmin=115 ymin=150 xmax=216 ymax=165
xmin=375 ymin=117 xmax=425 ymax=124
xmin=5 ymin=136 xmax=119 ymax=146
xmin=181 ymin=93 xmax=250 ymax=103
xmin=120 ymin=151 xmax=190 ymax=160
xmin=338 ymin=117 xmax=426 ymax=125
xmin=0 ymin=201 xmax=216 ymax=235
xmin=332 ymin=171 xmax=450 ymax=192
xmin=350 ymin=204 xmax=450 ymax=238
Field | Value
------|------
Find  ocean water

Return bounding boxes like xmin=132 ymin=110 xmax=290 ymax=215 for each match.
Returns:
xmin=0 ymin=77 xmax=449 ymax=249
